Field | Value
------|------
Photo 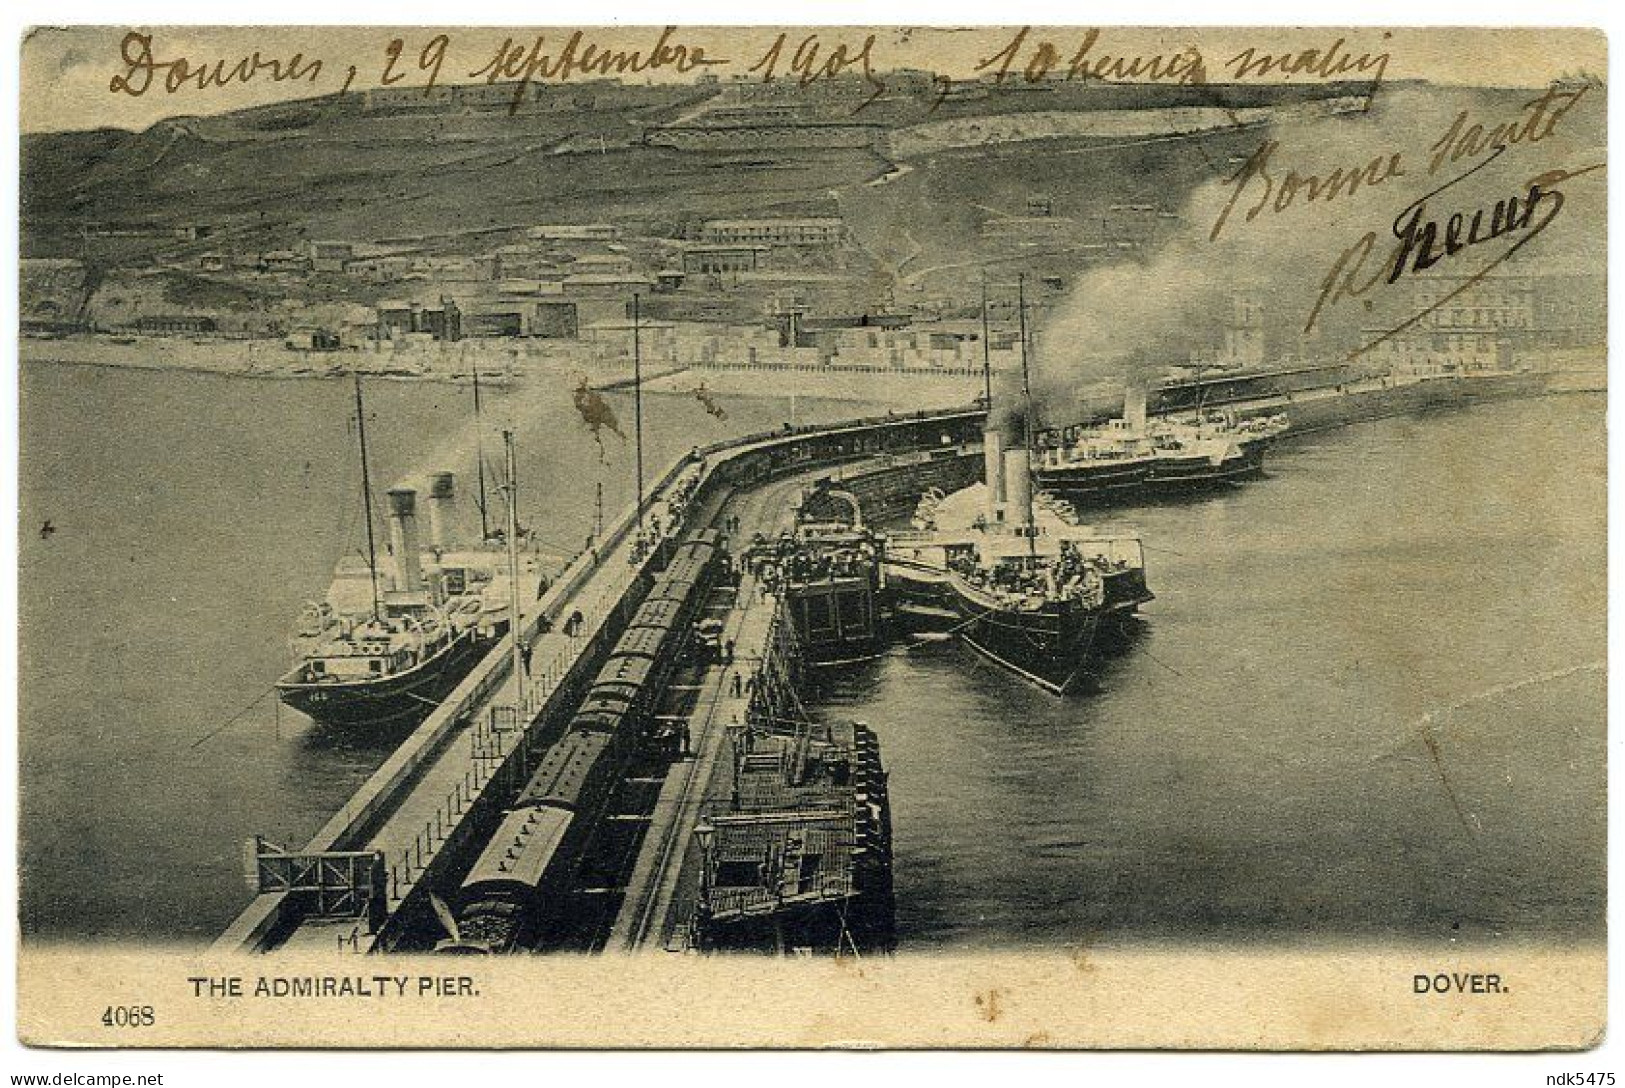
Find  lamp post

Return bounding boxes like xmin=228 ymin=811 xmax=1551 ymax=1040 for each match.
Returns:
xmin=694 ymin=817 xmax=716 ymax=951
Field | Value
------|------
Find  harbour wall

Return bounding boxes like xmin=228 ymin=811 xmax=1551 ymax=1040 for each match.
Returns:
xmin=801 ymin=444 xmax=982 ymax=526
xmin=1058 ymin=367 xmax=1556 ymax=436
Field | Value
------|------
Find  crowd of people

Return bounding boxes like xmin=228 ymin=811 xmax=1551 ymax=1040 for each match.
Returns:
xmin=741 ymin=529 xmax=880 ymax=594
xmin=948 ymin=543 xmax=1117 ymax=608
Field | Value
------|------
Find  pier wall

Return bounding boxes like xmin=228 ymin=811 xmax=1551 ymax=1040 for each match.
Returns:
xmin=801 ymin=445 xmax=982 ymax=526
xmin=1072 ymin=365 xmax=1551 ymax=434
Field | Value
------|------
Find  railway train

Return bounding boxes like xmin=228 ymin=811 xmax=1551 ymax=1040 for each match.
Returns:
xmin=435 ymin=529 xmax=727 ymax=954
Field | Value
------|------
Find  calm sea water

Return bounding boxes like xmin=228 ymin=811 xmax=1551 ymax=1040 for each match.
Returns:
xmin=18 ymin=363 xmax=1605 ymax=948
xmin=813 ymin=393 xmax=1607 ymax=949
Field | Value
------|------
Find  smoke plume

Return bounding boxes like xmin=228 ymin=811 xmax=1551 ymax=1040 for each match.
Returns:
xmin=994 ymin=79 xmax=1604 ymax=434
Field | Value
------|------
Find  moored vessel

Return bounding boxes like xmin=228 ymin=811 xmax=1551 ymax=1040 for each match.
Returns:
xmin=889 ymin=429 xmax=1152 ymax=694
xmin=275 ymin=375 xmax=549 ymax=729
xmin=888 ymin=281 xmax=1152 ymax=694
xmin=748 ymin=520 xmax=887 ymax=665
xmin=1036 ymin=383 xmax=1288 ymax=501
xmin=276 ymin=483 xmax=551 ymax=727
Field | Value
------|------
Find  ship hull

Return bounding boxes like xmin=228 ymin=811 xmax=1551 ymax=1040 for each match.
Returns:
xmin=1033 ymin=458 xmax=1154 ymax=500
xmin=1101 ymin=568 xmax=1155 ymax=614
xmin=945 ymin=577 xmax=1102 ymax=695
xmin=1146 ymin=443 xmax=1268 ymax=491
xmin=276 ymin=628 xmax=488 ymax=728
xmin=786 ymin=575 xmax=887 ymax=664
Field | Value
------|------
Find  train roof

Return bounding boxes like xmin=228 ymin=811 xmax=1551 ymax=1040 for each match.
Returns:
xmin=460 ymin=804 xmax=575 ymax=897
xmin=576 ymin=681 xmax=638 ymax=719
xmin=670 ymin=543 xmax=718 ymax=566
xmin=613 ymin=624 xmax=671 ymax=661
xmin=627 ymin=597 xmax=683 ymax=630
xmin=593 ymin=655 xmax=657 ymax=695
xmin=661 ymin=550 xmax=709 ymax=575
xmin=516 ymin=730 xmax=613 ymax=807
xmin=668 ymin=536 xmax=719 ymax=564
xmin=570 ymin=704 xmax=627 ymax=734
xmin=647 ymin=569 xmax=706 ymax=601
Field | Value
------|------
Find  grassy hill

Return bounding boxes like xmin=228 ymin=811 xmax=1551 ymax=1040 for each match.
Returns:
xmin=21 ymin=78 xmax=1382 ymax=269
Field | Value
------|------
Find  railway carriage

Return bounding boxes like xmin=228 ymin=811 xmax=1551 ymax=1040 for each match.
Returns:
xmin=436 ymin=530 xmax=725 ymax=953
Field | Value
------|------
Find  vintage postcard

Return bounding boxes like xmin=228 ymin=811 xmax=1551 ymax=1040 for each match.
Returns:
xmin=14 ymin=24 xmax=1607 ymax=1049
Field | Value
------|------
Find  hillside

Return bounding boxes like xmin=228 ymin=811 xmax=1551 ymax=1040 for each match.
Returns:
xmin=21 ymin=77 xmax=1377 ymax=269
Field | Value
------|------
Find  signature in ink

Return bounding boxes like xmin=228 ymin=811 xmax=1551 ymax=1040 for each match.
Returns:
xmin=1305 ymin=153 xmax=1604 ymax=356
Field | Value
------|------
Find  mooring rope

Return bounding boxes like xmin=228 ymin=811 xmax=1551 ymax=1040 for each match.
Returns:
xmin=187 ymin=683 xmax=279 ymax=749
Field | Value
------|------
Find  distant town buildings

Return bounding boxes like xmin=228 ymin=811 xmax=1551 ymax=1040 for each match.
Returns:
xmin=133 ymin=314 xmax=219 ymax=335
xmin=19 ymin=258 xmax=91 ymax=333
xmin=84 ymin=222 xmax=213 ymax=241
xmin=1529 ymin=273 xmax=1607 ymax=348
xmin=648 ymin=121 xmax=881 ymax=151
xmin=1364 ymin=277 xmax=1534 ymax=373
xmin=683 ymin=245 xmax=765 ymax=275
xmin=308 ymin=241 xmax=356 ymax=273
xmin=700 ymin=218 xmax=845 ymax=247
xmin=527 ymin=224 xmax=622 ymax=243
xmin=20 ymin=117 xmax=1600 ymax=388
xmin=1220 ymin=295 xmax=1266 ymax=369
xmin=261 ymin=250 xmax=310 ymax=275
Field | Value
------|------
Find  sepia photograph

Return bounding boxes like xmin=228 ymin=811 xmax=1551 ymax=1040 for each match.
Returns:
xmin=8 ymin=20 xmax=1609 ymax=1051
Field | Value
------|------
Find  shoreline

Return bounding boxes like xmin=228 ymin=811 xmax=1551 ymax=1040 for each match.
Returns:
xmin=20 ymin=334 xmax=639 ymax=389
xmin=24 ymin=335 xmax=1601 ymax=410
xmin=19 ymin=334 xmax=991 ymax=405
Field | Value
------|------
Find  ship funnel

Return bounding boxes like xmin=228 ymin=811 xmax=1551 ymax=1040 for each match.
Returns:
xmin=983 ymin=428 xmax=1007 ymax=520
xmin=1124 ymin=381 xmax=1148 ymax=432
xmin=427 ymin=472 xmax=456 ymax=549
xmin=387 ymin=487 xmax=424 ymax=594
xmin=1003 ymin=447 xmax=1032 ymax=526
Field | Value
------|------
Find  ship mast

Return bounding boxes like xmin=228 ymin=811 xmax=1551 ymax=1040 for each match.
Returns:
xmin=502 ymin=429 xmax=525 ymax=710
xmin=470 ymin=353 xmax=491 ymax=543
xmin=632 ymin=291 xmax=645 ymax=548
xmin=980 ymin=273 xmax=993 ymax=409
xmin=352 ymin=372 xmax=383 ymax=621
xmin=1016 ymin=275 xmax=1038 ymax=556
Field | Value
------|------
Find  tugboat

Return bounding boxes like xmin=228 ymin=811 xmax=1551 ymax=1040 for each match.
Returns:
xmin=275 ymin=376 xmax=549 ymax=729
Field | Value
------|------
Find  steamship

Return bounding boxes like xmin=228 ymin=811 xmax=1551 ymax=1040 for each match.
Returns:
xmin=276 ymin=378 xmax=547 ymax=728
xmin=276 ymin=599 xmax=487 ymax=728
xmin=1144 ymin=407 xmax=1288 ymax=490
xmin=275 ymin=475 xmax=550 ymax=727
xmin=1035 ymin=384 xmax=1288 ymax=501
xmin=887 ymin=428 xmax=1153 ymax=695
